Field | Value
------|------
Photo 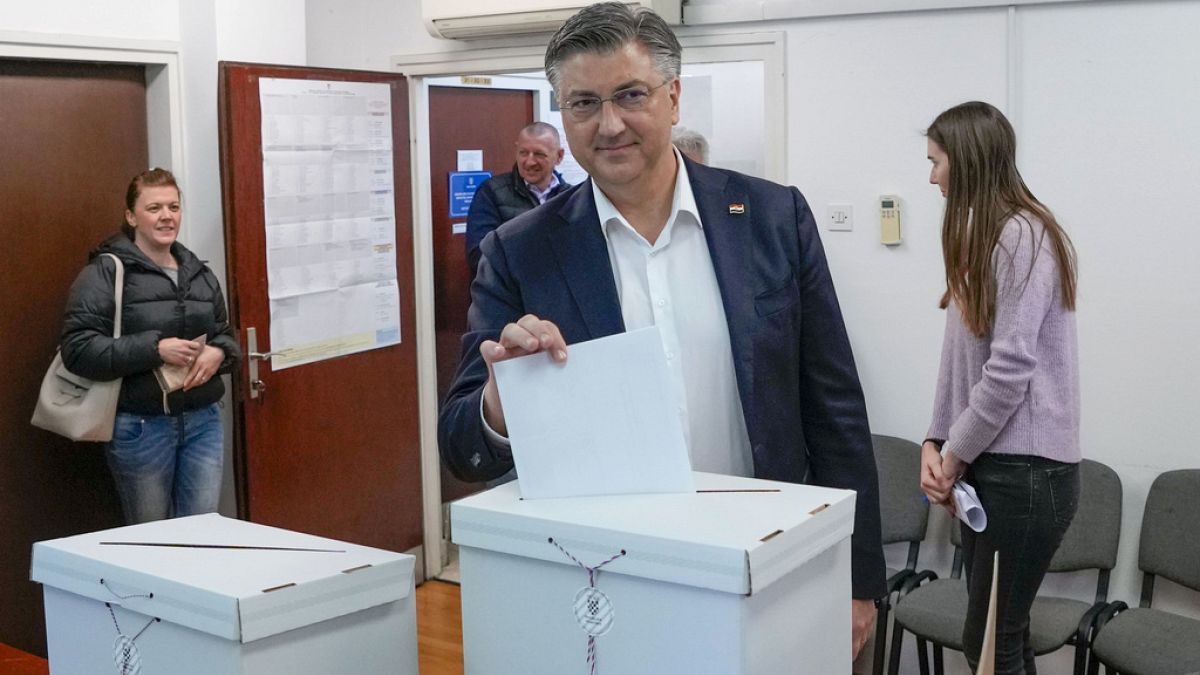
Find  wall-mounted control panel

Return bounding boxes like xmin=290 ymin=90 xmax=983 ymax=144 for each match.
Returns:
xmin=880 ymin=195 xmax=901 ymax=245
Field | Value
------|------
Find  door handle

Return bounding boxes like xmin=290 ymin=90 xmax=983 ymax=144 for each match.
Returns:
xmin=245 ymin=327 xmax=273 ymax=400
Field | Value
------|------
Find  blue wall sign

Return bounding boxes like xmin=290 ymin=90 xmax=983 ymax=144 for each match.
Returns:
xmin=449 ymin=171 xmax=492 ymax=218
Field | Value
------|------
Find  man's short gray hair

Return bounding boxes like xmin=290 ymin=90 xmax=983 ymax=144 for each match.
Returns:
xmin=544 ymin=1 xmax=681 ymax=95
xmin=521 ymin=121 xmax=561 ymax=145
xmin=672 ymin=126 xmax=709 ymax=164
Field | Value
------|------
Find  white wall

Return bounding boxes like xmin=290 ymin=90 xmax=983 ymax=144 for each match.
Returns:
xmin=307 ymin=0 xmax=447 ymax=71
xmin=679 ymin=60 xmax=766 ymax=177
xmin=215 ymin=0 xmax=306 ymax=65
xmin=1017 ymin=0 xmax=1200 ymax=626
xmin=343 ymin=1 xmax=1200 ymax=673
xmin=0 ymin=1 xmax=179 ymax=41
xmin=786 ymin=7 xmax=1009 ymax=442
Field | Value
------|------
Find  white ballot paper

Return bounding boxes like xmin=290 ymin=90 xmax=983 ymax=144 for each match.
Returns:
xmin=942 ymin=447 xmax=988 ymax=532
xmin=951 ymin=481 xmax=988 ymax=532
xmin=492 ymin=326 xmax=695 ymax=499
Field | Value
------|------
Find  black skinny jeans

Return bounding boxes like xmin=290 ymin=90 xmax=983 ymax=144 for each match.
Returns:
xmin=960 ymin=453 xmax=1080 ymax=675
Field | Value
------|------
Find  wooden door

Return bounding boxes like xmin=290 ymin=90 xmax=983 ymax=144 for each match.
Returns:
xmin=0 ymin=59 xmax=147 ymax=655
xmin=428 ymin=86 xmax=533 ymax=502
xmin=218 ymin=63 xmax=421 ymax=553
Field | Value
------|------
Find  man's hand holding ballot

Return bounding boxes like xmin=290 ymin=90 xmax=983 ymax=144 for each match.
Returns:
xmin=480 ymin=313 xmax=568 ymax=437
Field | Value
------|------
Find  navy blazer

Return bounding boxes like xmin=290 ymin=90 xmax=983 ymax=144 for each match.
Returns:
xmin=439 ymin=157 xmax=886 ymax=599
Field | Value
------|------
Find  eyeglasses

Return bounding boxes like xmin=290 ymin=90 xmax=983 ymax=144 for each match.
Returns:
xmin=559 ymin=79 xmax=673 ymax=121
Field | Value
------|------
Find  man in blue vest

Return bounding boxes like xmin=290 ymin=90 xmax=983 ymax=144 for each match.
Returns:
xmin=464 ymin=122 xmax=571 ymax=274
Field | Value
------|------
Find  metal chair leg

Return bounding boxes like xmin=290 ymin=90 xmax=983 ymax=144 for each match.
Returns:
xmin=887 ymin=615 xmax=905 ymax=675
xmin=872 ymin=599 xmax=890 ymax=675
xmin=1073 ymin=635 xmax=1089 ymax=675
xmin=916 ymin=637 xmax=931 ymax=675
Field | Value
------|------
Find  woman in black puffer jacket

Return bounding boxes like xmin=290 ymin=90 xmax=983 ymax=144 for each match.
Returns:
xmin=60 ymin=168 xmax=241 ymax=524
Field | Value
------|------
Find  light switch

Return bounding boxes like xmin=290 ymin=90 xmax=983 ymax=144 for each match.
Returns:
xmin=826 ymin=204 xmax=853 ymax=232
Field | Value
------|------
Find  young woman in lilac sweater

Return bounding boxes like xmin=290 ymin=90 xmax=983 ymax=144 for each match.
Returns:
xmin=919 ymin=101 xmax=1081 ymax=675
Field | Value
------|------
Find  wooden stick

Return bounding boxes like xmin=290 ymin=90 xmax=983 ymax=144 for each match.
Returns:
xmin=976 ymin=551 xmax=1000 ymax=675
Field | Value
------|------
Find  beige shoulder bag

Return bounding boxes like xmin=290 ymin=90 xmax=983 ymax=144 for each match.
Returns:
xmin=31 ymin=253 xmax=125 ymax=442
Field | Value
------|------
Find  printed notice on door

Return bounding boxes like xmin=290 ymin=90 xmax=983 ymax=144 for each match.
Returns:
xmin=259 ymin=78 xmax=401 ymax=370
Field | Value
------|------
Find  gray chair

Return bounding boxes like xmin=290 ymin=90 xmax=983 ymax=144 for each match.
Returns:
xmin=871 ymin=435 xmax=932 ymax=675
xmin=1089 ymin=469 xmax=1200 ymax=675
xmin=889 ymin=458 xmax=1122 ymax=675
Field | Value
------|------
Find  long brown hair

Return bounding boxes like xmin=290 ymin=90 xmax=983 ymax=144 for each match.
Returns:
xmin=927 ymin=101 xmax=1076 ymax=337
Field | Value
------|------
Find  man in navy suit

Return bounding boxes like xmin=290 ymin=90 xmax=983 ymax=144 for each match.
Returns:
xmin=438 ymin=2 xmax=886 ymax=658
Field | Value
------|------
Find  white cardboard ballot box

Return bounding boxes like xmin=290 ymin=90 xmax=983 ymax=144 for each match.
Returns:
xmin=30 ymin=513 xmax=417 ymax=674
xmin=452 ymin=471 xmax=857 ymax=675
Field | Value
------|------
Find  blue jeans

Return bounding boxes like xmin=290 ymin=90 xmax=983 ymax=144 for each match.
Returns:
xmin=960 ymin=453 xmax=1080 ymax=675
xmin=106 ymin=404 xmax=224 ymax=524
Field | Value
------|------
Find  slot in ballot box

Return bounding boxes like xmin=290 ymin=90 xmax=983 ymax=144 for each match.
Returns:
xmin=452 ymin=472 xmax=857 ymax=675
xmin=30 ymin=514 xmax=417 ymax=674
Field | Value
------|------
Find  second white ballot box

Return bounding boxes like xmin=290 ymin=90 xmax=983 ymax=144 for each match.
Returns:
xmin=30 ymin=513 xmax=418 ymax=674
xmin=452 ymin=471 xmax=857 ymax=675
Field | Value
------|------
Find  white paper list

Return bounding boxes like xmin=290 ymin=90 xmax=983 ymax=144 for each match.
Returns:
xmin=258 ymin=77 xmax=401 ymax=370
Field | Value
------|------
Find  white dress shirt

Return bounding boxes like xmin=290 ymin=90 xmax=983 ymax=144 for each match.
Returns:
xmin=592 ymin=151 xmax=753 ymax=477
xmin=483 ymin=151 xmax=753 ymax=479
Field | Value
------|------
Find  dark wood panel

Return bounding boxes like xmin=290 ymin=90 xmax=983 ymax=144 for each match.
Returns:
xmin=428 ymin=86 xmax=533 ymax=502
xmin=0 ymin=59 xmax=147 ymax=656
xmin=219 ymin=63 xmax=422 ymax=552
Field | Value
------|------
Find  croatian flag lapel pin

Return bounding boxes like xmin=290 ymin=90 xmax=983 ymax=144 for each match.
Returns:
xmin=728 ymin=203 xmax=745 ymax=214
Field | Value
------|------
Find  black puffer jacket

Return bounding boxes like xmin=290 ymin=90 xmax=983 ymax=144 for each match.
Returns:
xmin=60 ymin=233 xmax=241 ymax=416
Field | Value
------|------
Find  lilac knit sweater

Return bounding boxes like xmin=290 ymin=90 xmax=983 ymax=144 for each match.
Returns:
xmin=927 ymin=214 xmax=1081 ymax=465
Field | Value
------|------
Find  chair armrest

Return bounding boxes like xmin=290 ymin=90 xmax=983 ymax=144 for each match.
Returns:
xmin=898 ymin=569 xmax=938 ymax=598
xmin=1092 ymin=601 xmax=1128 ymax=634
xmin=886 ymin=568 xmax=916 ymax=595
xmin=1075 ymin=601 xmax=1107 ymax=644
xmin=1086 ymin=602 xmax=1128 ymax=675
xmin=1069 ymin=601 xmax=1109 ymax=675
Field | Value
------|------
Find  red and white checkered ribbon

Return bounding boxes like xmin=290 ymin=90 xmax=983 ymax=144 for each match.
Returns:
xmin=549 ymin=537 xmax=626 ymax=675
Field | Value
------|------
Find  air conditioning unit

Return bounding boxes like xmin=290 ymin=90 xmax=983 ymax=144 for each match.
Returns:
xmin=423 ymin=0 xmax=681 ymax=40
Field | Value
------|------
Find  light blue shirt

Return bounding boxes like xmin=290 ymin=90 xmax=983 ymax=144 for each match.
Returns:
xmin=525 ymin=173 xmax=560 ymax=205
